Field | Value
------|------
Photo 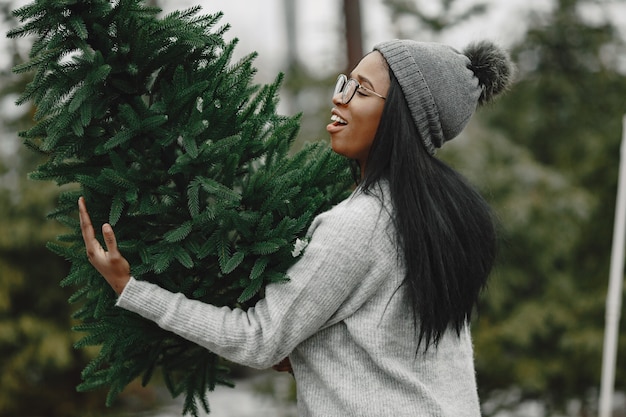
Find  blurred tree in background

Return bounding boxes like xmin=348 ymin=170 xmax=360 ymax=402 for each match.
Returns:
xmin=384 ymin=0 xmax=626 ymax=415
xmin=382 ymin=0 xmax=487 ymax=36
xmin=470 ymin=0 xmax=626 ymax=414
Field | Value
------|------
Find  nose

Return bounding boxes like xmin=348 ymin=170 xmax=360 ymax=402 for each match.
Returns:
xmin=332 ymin=92 xmax=344 ymax=106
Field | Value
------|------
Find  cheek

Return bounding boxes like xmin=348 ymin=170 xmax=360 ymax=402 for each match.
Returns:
xmin=356 ymin=106 xmax=383 ymax=142
xmin=343 ymin=108 xmax=381 ymax=161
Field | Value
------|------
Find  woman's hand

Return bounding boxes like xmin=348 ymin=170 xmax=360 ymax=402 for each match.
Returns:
xmin=78 ymin=197 xmax=130 ymax=295
xmin=272 ymin=358 xmax=293 ymax=375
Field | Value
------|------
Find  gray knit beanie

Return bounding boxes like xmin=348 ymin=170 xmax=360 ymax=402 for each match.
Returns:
xmin=374 ymin=39 xmax=514 ymax=155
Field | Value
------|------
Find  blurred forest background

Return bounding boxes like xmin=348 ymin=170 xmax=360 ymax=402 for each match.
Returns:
xmin=1 ymin=0 xmax=625 ymax=416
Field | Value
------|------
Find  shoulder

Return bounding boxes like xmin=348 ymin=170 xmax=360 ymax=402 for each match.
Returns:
xmin=334 ymin=188 xmax=385 ymax=218
xmin=307 ymin=183 xmax=394 ymax=244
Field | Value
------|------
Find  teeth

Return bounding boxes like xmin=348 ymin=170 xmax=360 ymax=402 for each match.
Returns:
xmin=331 ymin=114 xmax=347 ymax=124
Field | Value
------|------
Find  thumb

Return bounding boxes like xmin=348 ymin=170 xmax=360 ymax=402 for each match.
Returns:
xmin=102 ymin=223 xmax=119 ymax=254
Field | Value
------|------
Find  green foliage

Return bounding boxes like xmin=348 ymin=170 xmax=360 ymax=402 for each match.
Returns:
xmin=9 ymin=0 xmax=351 ymax=415
xmin=441 ymin=0 xmax=626 ymax=414
xmin=382 ymin=0 xmax=487 ymax=35
xmin=0 ymin=173 xmax=111 ymax=417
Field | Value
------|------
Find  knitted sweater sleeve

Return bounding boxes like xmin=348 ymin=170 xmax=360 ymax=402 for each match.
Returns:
xmin=116 ymin=194 xmax=391 ymax=369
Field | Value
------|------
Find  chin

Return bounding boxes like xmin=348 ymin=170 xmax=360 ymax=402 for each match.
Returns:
xmin=330 ymin=142 xmax=348 ymax=159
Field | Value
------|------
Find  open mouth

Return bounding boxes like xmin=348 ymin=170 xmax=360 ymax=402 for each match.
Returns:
xmin=330 ymin=114 xmax=347 ymax=125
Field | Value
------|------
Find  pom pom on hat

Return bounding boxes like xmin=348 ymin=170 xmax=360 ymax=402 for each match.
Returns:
xmin=464 ymin=40 xmax=515 ymax=105
xmin=374 ymin=39 xmax=514 ymax=155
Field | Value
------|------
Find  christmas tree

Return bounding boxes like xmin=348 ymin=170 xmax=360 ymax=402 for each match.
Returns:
xmin=8 ymin=0 xmax=351 ymax=414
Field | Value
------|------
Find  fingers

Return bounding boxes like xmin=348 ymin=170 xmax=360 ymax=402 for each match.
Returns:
xmin=102 ymin=223 xmax=120 ymax=255
xmin=79 ymin=197 xmax=120 ymax=255
xmin=78 ymin=197 xmax=95 ymax=242
xmin=79 ymin=197 xmax=104 ymax=263
xmin=78 ymin=197 xmax=119 ymax=254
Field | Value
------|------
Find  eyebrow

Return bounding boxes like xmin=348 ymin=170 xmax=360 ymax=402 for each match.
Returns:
xmin=350 ymin=73 xmax=378 ymax=92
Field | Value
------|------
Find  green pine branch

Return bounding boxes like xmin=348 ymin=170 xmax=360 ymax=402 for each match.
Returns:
xmin=10 ymin=0 xmax=351 ymax=415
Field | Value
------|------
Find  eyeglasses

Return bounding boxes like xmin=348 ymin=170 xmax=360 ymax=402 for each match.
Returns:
xmin=333 ymin=74 xmax=386 ymax=105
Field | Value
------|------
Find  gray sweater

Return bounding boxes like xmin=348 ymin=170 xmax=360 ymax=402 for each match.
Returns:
xmin=117 ymin=185 xmax=482 ymax=416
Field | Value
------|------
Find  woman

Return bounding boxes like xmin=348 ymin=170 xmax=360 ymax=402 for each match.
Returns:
xmin=79 ymin=39 xmax=514 ymax=416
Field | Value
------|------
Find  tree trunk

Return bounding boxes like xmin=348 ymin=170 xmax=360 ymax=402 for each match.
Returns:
xmin=343 ymin=0 xmax=363 ymax=72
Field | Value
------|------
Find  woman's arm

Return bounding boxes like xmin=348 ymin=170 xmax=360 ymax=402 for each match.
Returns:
xmin=79 ymin=193 xmax=390 ymax=368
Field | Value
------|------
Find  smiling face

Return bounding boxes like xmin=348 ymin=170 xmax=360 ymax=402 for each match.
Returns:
xmin=326 ymin=51 xmax=390 ymax=175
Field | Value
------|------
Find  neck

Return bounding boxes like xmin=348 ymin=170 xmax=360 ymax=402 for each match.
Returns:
xmin=359 ymin=161 xmax=366 ymax=180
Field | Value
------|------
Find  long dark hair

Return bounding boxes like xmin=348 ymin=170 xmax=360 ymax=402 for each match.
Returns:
xmin=359 ymin=69 xmax=497 ymax=351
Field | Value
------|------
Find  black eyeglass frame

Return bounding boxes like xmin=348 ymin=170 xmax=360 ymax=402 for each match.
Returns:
xmin=333 ymin=74 xmax=386 ymax=104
